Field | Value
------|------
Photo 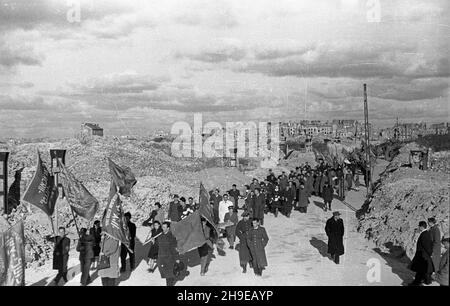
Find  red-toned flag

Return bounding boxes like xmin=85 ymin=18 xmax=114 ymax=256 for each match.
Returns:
xmin=101 ymin=193 xmax=130 ymax=250
xmin=198 ymin=183 xmax=218 ymax=234
xmin=59 ymin=162 xmax=98 ymax=220
xmin=22 ymin=151 xmax=58 ymax=216
xmin=107 ymin=158 xmax=137 ymax=201
xmin=171 ymin=211 xmax=207 ymax=254
xmin=0 ymin=221 xmax=26 ymax=286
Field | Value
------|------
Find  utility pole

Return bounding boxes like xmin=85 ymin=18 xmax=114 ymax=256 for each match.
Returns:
xmin=363 ymin=84 xmax=372 ymax=195
xmin=50 ymin=149 xmax=67 ymax=232
xmin=0 ymin=152 xmax=9 ymax=214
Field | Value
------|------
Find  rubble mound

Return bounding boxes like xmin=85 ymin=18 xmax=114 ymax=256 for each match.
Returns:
xmin=358 ymin=142 xmax=449 ymax=259
xmin=4 ymin=136 xmax=255 ymax=267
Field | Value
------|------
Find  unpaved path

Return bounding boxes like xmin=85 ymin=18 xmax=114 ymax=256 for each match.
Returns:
xmin=26 ymin=160 xmax=419 ymax=286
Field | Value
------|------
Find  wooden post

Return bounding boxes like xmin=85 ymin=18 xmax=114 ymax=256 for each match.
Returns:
xmin=0 ymin=152 xmax=9 ymax=214
xmin=363 ymin=84 xmax=372 ymax=195
xmin=50 ymin=149 xmax=67 ymax=232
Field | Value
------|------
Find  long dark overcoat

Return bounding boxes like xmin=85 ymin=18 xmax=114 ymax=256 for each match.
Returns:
xmin=251 ymin=194 xmax=265 ymax=220
xmin=247 ymin=226 xmax=269 ymax=268
xmin=322 ymin=185 xmax=334 ymax=203
xmin=235 ymin=219 xmax=252 ymax=265
xmin=428 ymin=225 xmax=441 ymax=271
xmin=305 ymin=175 xmax=314 ymax=197
xmin=157 ymin=231 xmax=179 ymax=279
xmin=325 ymin=217 xmax=344 ymax=256
xmin=411 ymin=230 xmax=434 ymax=275
xmin=297 ymin=188 xmax=309 ymax=208
xmin=52 ymin=236 xmax=70 ymax=272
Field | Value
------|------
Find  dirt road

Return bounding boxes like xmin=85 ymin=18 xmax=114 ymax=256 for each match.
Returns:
xmin=26 ymin=160 xmax=418 ymax=286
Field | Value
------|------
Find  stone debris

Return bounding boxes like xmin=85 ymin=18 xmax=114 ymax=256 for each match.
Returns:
xmin=358 ymin=142 xmax=449 ymax=259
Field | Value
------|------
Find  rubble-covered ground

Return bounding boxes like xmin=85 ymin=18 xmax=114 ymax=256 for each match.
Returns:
xmin=2 ymin=136 xmax=250 ymax=269
xmin=357 ymin=142 xmax=450 ymax=260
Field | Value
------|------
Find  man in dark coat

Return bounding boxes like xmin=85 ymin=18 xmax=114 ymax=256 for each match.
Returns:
xmin=279 ymin=171 xmax=288 ymax=191
xmin=235 ymin=212 xmax=252 ymax=273
xmin=46 ymin=227 xmax=71 ymax=285
xmin=325 ymin=212 xmax=344 ymax=264
xmin=247 ymin=218 xmax=269 ymax=276
xmin=305 ymin=173 xmax=314 ymax=197
xmin=427 ymin=217 xmax=441 ymax=272
xmin=167 ymin=194 xmax=183 ymax=222
xmin=157 ymin=222 xmax=180 ymax=286
xmin=283 ymin=181 xmax=296 ymax=217
xmin=322 ymin=183 xmax=334 ymax=212
xmin=91 ymin=220 xmax=102 ymax=269
xmin=297 ymin=184 xmax=309 ymax=213
xmin=409 ymin=221 xmax=434 ymax=286
xmin=251 ymin=188 xmax=266 ymax=225
xmin=77 ymin=228 xmax=95 ymax=286
xmin=120 ymin=212 xmax=136 ymax=272
xmin=228 ymin=184 xmax=241 ymax=212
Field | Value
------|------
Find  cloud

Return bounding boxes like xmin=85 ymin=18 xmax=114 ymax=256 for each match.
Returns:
xmin=237 ymin=41 xmax=449 ymax=79
xmin=173 ymin=0 xmax=239 ymax=29
xmin=69 ymin=71 xmax=169 ymax=94
xmin=0 ymin=81 xmax=34 ymax=89
xmin=0 ymin=94 xmax=84 ymax=111
xmin=308 ymin=77 xmax=449 ymax=101
xmin=176 ymin=39 xmax=246 ymax=63
xmin=0 ymin=40 xmax=42 ymax=70
xmin=0 ymin=0 xmax=134 ymax=30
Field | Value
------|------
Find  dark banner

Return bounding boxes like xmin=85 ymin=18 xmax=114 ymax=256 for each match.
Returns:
xmin=102 ymin=193 xmax=130 ymax=249
xmin=108 ymin=158 xmax=137 ymax=199
xmin=198 ymin=183 xmax=218 ymax=234
xmin=0 ymin=221 xmax=26 ymax=286
xmin=59 ymin=162 xmax=99 ymax=220
xmin=171 ymin=211 xmax=207 ymax=254
xmin=21 ymin=152 xmax=58 ymax=216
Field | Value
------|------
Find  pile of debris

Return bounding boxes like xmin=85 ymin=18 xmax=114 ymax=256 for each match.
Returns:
xmin=357 ymin=142 xmax=449 ymax=259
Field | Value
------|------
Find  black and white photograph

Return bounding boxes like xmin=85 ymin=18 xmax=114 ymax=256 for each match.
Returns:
xmin=0 ymin=0 xmax=448 ymax=290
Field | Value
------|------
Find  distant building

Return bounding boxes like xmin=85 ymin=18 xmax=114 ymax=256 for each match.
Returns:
xmin=81 ymin=123 xmax=104 ymax=137
xmin=430 ymin=122 xmax=449 ymax=135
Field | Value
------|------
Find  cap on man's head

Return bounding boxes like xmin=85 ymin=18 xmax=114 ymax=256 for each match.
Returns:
xmin=173 ymin=194 xmax=179 ymax=198
xmin=241 ymin=211 xmax=250 ymax=217
xmin=228 ymin=206 xmax=234 ymax=210
xmin=124 ymin=212 xmax=131 ymax=218
xmin=332 ymin=211 xmax=341 ymax=216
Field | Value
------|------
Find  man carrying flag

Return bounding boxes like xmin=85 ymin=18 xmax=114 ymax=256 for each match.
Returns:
xmin=98 ymin=192 xmax=129 ymax=286
xmin=98 ymin=158 xmax=136 ymax=283
xmin=0 ymin=221 xmax=26 ymax=286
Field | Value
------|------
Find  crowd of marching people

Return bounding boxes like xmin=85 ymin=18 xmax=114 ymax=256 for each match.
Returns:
xmin=46 ymin=157 xmax=448 ymax=287
xmin=46 ymin=158 xmax=354 ymax=286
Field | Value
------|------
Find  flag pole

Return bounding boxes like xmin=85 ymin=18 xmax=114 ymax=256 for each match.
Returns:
xmin=70 ymin=207 xmax=81 ymax=238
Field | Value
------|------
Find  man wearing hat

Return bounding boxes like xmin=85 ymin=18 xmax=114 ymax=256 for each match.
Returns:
xmin=325 ymin=211 xmax=345 ymax=264
xmin=224 ymin=206 xmax=239 ymax=249
xmin=410 ymin=221 xmax=434 ymax=286
xmin=236 ymin=211 xmax=253 ymax=273
xmin=219 ymin=194 xmax=233 ymax=224
xmin=427 ymin=217 xmax=441 ymax=274
xmin=247 ymin=218 xmax=269 ymax=276
xmin=228 ymin=184 xmax=241 ymax=212
xmin=167 ymin=194 xmax=182 ymax=222
xmin=251 ymin=188 xmax=266 ymax=226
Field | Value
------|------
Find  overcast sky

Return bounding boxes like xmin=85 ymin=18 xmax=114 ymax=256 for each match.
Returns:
xmin=0 ymin=0 xmax=448 ymax=138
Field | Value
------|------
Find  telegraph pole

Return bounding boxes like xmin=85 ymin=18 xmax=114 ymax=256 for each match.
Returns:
xmin=363 ymin=84 xmax=372 ymax=195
